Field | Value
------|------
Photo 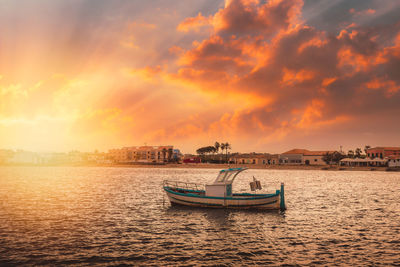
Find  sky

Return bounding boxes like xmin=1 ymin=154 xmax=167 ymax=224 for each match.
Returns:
xmin=0 ymin=0 xmax=399 ymax=154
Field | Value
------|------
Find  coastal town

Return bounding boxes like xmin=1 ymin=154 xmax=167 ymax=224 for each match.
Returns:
xmin=1 ymin=145 xmax=399 ymax=169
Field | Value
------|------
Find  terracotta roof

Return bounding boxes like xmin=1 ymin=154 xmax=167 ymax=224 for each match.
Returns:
xmin=281 ymin=149 xmax=310 ymax=155
xmin=304 ymin=150 xmax=336 ymax=156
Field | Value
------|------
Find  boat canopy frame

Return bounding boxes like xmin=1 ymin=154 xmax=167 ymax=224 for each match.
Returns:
xmin=212 ymin=167 xmax=248 ymax=185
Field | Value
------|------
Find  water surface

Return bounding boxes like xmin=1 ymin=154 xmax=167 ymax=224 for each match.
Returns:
xmin=0 ymin=167 xmax=399 ymax=266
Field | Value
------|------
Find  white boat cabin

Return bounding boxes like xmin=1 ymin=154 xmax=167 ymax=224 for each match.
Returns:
xmin=205 ymin=167 xmax=247 ymax=197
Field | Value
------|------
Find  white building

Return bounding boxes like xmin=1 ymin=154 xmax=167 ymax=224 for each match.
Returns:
xmin=388 ymin=156 xmax=400 ymax=167
xmin=9 ymin=150 xmax=40 ymax=164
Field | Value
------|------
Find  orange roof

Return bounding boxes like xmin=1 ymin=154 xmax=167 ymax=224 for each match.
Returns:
xmin=304 ymin=150 xmax=336 ymax=156
xmin=282 ymin=149 xmax=310 ymax=155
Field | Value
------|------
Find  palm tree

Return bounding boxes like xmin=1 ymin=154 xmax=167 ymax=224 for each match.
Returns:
xmin=215 ymin=142 xmax=220 ymax=154
xmin=223 ymin=142 xmax=231 ymax=163
xmin=220 ymin=143 xmax=226 ymax=154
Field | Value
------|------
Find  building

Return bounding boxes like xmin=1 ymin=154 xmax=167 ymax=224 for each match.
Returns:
xmin=182 ymin=154 xmax=201 ymax=163
xmin=279 ymin=149 xmax=336 ymax=165
xmin=279 ymin=149 xmax=307 ymax=164
xmin=340 ymin=157 xmax=388 ymax=167
xmin=108 ymin=146 xmax=175 ymax=163
xmin=388 ymin=155 xmax=400 ymax=167
xmin=230 ymin=153 xmax=279 ymax=165
xmin=366 ymin=147 xmax=400 ymax=159
xmin=0 ymin=149 xmax=14 ymax=164
xmin=172 ymin=149 xmax=182 ymax=162
xmin=8 ymin=150 xmax=41 ymax=164
xmin=303 ymin=151 xmax=335 ymax=165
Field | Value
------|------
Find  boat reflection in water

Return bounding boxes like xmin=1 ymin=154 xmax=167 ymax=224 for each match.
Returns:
xmin=163 ymin=167 xmax=286 ymax=211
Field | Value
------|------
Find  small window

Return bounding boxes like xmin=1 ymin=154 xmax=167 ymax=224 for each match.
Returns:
xmin=216 ymin=172 xmax=226 ymax=182
xmin=224 ymin=172 xmax=235 ymax=182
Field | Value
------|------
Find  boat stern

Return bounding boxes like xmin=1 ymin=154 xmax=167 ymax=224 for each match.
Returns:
xmin=279 ymin=183 xmax=286 ymax=211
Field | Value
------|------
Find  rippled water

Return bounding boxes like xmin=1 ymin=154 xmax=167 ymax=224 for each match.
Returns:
xmin=0 ymin=166 xmax=399 ymax=266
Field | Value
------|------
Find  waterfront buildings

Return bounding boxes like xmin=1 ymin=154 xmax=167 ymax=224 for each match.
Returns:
xmin=388 ymin=156 xmax=400 ymax=167
xmin=366 ymin=147 xmax=400 ymax=159
xmin=0 ymin=149 xmax=14 ymax=164
xmin=339 ymin=157 xmax=388 ymax=167
xmin=279 ymin=149 xmax=336 ymax=165
xmin=230 ymin=153 xmax=279 ymax=165
xmin=1 ymin=145 xmax=399 ymax=167
xmin=108 ymin=146 xmax=180 ymax=163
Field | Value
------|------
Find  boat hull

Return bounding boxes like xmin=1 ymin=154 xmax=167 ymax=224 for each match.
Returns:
xmin=164 ymin=187 xmax=281 ymax=210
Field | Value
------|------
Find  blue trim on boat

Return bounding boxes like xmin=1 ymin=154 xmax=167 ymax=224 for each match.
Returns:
xmin=169 ymin=195 xmax=278 ymax=207
xmin=164 ymin=186 xmax=279 ymax=200
xmin=220 ymin=167 xmax=245 ymax=172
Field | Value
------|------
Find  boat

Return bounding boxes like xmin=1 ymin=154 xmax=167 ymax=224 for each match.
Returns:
xmin=163 ymin=167 xmax=286 ymax=211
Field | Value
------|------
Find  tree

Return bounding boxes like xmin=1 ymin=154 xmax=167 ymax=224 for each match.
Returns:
xmin=196 ymin=146 xmax=217 ymax=162
xmin=215 ymin=142 xmax=220 ymax=154
xmin=220 ymin=143 xmax=225 ymax=151
xmin=223 ymin=142 xmax=231 ymax=163
xmin=323 ymin=151 xmax=346 ymax=165
xmin=347 ymin=150 xmax=355 ymax=158
xmin=364 ymin=145 xmax=371 ymax=156
xmin=196 ymin=147 xmax=206 ymax=155
xmin=323 ymin=152 xmax=333 ymax=165
xmin=207 ymin=146 xmax=217 ymax=154
xmin=355 ymin=148 xmax=362 ymax=158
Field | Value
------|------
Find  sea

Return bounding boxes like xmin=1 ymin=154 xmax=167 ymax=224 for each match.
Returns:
xmin=0 ymin=166 xmax=399 ymax=266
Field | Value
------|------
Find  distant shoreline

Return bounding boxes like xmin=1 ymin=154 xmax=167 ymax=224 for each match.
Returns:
xmin=1 ymin=163 xmax=399 ymax=172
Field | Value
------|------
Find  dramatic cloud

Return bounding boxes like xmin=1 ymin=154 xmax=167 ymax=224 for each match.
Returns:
xmin=0 ymin=0 xmax=399 ymax=153
xmin=161 ymin=0 xmax=400 ymax=151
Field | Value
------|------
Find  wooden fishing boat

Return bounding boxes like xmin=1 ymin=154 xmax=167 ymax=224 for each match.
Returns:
xmin=163 ymin=167 xmax=286 ymax=211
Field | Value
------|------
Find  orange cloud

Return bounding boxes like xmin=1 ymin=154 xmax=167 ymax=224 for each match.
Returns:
xmin=212 ymin=0 xmax=303 ymax=39
xmin=1 ymin=0 xmax=400 ymax=154
xmin=365 ymin=77 xmax=400 ymax=96
xmin=177 ymin=12 xmax=212 ymax=32
xmin=281 ymin=68 xmax=315 ymax=86
xmin=349 ymin=8 xmax=376 ymax=16
xmin=163 ymin=0 xmax=400 ymax=152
